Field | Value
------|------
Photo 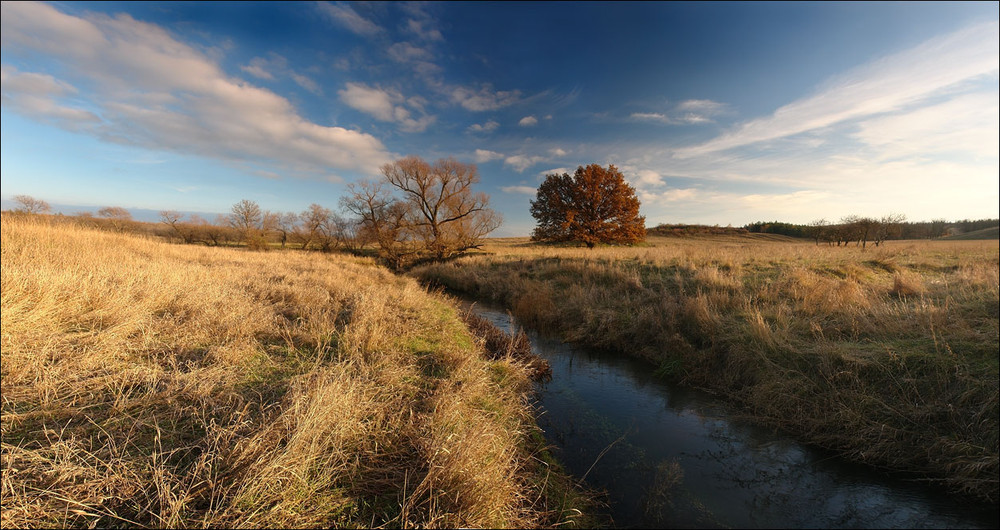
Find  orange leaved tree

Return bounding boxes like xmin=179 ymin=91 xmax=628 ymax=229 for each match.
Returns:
xmin=530 ymin=164 xmax=645 ymax=247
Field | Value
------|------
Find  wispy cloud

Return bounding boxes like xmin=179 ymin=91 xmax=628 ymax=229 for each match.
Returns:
xmin=675 ymin=21 xmax=1000 ymax=158
xmin=240 ymin=53 xmax=322 ymax=94
xmin=338 ymin=82 xmax=435 ymax=132
xmin=0 ymin=1 xmax=391 ymax=174
xmin=317 ymin=2 xmax=382 ymax=37
xmin=630 ymin=112 xmax=671 ymax=123
xmin=452 ymin=83 xmax=521 ymax=111
xmin=387 ymin=42 xmax=433 ymax=62
xmin=629 ymin=100 xmax=729 ymax=125
xmin=405 ymin=18 xmax=443 ymax=42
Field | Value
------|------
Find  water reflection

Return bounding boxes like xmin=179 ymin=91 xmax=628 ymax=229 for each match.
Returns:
xmin=467 ymin=301 xmax=999 ymax=529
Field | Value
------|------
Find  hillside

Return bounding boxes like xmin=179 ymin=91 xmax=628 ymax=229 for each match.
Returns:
xmin=0 ymin=214 xmax=586 ymax=529
xmin=940 ymin=226 xmax=1000 ymax=240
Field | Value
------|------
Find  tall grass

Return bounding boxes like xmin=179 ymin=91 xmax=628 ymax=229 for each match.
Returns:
xmin=413 ymin=236 xmax=1000 ymax=502
xmin=1 ymin=214 xmax=588 ymax=528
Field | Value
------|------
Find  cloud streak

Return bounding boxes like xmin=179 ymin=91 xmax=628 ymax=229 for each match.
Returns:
xmin=674 ymin=21 xmax=1000 ymax=158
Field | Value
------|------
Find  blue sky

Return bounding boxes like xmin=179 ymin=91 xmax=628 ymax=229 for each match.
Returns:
xmin=2 ymin=1 xmax=997 ymax=236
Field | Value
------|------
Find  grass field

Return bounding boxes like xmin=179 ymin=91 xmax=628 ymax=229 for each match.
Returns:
xmin=0 ymin=214 xmax=592 ymax=528
xmin=413 ymin=235 xmax=1000 ymax=502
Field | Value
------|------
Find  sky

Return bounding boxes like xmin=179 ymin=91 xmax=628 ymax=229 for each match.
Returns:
xmin=1 ymin=1 xmax=997 ymax=236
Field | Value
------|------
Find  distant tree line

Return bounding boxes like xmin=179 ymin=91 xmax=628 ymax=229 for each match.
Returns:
xmin=6 ymin=156 xmax=501 ymax=270
xmin=745 ymin=216 xmax=999 ymax=246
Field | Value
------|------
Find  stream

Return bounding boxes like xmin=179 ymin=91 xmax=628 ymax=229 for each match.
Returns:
xmin=464 ymin=300 xmax=999 ymax=529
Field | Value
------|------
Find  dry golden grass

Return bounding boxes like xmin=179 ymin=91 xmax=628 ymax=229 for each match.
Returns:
xmin=1 ymin=214 xmax=587 ymax=528
xmin=413 ymin=235 xmax=1000 ymax=502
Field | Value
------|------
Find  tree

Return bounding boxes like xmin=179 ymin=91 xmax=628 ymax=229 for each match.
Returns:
xmin=13 ymin=195 xmax=51 ymax=214
xmin=274 ymin=212 xmax=299 ymax=248
xmin=159 ymin=210 xmax=197 ymax=244
xmin=530 ymin=164 xmax=645 ymax=247
xmin=808 ymin=218 xmax=829 ymax=245
xmin=341 ymin=156 xmax=501 ymax=267
xmin=228 ymin=199 xmax=269 ymax=250
xmin=382 ymin=156 xmax=501 ymax=259
xmin=98 ymin=206 xmax=133 ymax=232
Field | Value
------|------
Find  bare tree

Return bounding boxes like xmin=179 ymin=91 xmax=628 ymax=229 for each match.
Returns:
xmin=274 ymin=212 xmax=299 ymax=248
xmin=98 ymin=206 xmax=133 ymax=232
xmin=229 ymin=199 xmax=269 ymax=250
xmin=13 ymin=195 xmax=51 ymax=214
xmin=380 ymin=156 xmax=501 ymax=259
xmin=873 ymin=213 xmax=906 ymax=247
xmin=340 ymin=179 xmax=414 ymax=268
xmin=808 ymin=218 xmax=829 ymax=245
xmin=160 ymin=210 xmax=197 ymax=244
xmin=294 ymin=204 xmax=331 ymax=250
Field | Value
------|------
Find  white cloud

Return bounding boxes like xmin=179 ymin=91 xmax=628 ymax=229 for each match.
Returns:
xmin=0 ymin=2 xmax=391 ymax=174
xmin=338 ymin=82 xmax=435 ymax=132
xmin=635 ymin=169 xmax=665 ymax=187
xmin=474 ymin=149 xmax=505 ymax=163
xmin=518 ymin=115 xmax=538 ymax=127
xmin=675 ymin=21 xmax=1000 ymax=158
xmin=317 ymin=2 xmax=382 ymax=36
xmin=504 ymin=154 xmax=547 ymax=172
xmin=548 ymin=148 xmax=568 ymax=157
xmin=538 ymin=167 xmax=571 ymax=179
xmin=452 ymin=84 xmax=521 ymax=111
xmin=501 ymin=185 xmax=538 ymax=195
xmin=467 ymin=119 xmax=499 ymax=133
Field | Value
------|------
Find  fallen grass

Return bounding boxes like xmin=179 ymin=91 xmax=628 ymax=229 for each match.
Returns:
xmin=1 ymin=214 xmax=592 ymax=528
xmin=412 ymin=236 xmax=1000 ymax=503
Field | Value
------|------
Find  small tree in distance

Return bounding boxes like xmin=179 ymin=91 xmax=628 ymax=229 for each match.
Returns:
xmin=530 ymin=164 xmax=645 ymax=248
xmin=13 ymin=195 xmax=51 ymax=214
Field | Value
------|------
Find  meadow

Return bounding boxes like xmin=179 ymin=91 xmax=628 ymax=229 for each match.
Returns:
xmin=0 ymin=214 xmax=590 ymax=528
xmin=412 ymin=234 xmax=1000 ymax=502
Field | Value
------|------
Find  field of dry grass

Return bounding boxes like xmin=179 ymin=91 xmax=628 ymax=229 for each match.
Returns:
xmin=413 ymin=235 xmax=1000 ymax=502
xmin=0 ymin=214 xmax=591 ymax=528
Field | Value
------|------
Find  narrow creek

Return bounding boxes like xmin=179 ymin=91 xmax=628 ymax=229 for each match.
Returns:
xmin=463 ymin=299 xmax=999 ymax=529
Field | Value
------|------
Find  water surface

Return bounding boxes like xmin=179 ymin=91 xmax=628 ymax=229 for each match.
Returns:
xmin=466 ymin=301 xmax=998 ymax=529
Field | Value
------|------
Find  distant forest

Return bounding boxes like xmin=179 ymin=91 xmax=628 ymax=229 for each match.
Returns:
xmin=649 ymin=217 xmax=999 ymax=244
xmin=743 ymin=218 xmax=999 ymax=240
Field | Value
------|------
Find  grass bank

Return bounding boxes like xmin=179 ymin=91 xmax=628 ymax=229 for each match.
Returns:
xmin=412 ymin=236 xmax=1000 ymax=503
xmin=0 ymin=214 xmax=593 ymax=528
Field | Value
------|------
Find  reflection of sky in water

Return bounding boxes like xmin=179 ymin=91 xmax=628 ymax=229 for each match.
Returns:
xmin=468 ymin=303 xmax=999 ymax=529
